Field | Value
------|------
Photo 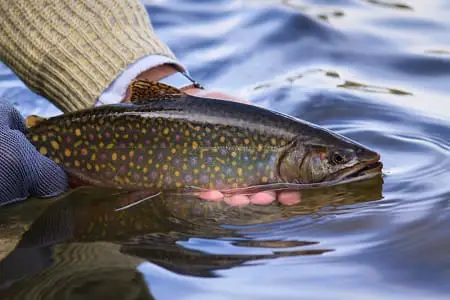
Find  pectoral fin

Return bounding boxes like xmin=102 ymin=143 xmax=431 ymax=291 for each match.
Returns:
xmin=115 ymin=190 xmax=162 ymax=211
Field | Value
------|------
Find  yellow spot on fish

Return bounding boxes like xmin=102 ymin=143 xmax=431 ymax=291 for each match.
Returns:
xmin=64 ymin=149 xmax=71 ymax=157
xmin=112 ymin=153 xmax=117 ymax=161
xmin=192 ymin=141 xmax=198 ymax=150
xmin=50 ymin=141 xmax=59 ymax=150
xmin=75 ymin=128 xmax=81 ymax=136
xmin=237 ymin=168 xmax=243 ymax=176
xmin=39 ymin=147 xmax=47 ymax=155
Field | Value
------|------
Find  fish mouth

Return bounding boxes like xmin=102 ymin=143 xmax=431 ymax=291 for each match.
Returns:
xmin=332 ymin=156 xmax=383 ymax=183
xmin=342 ymin=161 xmax=383 ymax=179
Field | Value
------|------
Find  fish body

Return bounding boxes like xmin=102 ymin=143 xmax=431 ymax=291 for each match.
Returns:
xmin=25 ymin=81 xmax=381 ymax=193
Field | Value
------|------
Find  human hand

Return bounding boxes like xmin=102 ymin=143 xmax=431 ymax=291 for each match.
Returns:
xmin=0 ymin=101 xmax=68 ymax=206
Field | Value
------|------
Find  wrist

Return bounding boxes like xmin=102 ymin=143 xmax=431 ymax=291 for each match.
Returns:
xmin=123 ymin=64 xmax=203 ymax=102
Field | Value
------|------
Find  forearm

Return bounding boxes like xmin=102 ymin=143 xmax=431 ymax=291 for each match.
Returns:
xmin=0 ymin=0 xmax=175 ymax=112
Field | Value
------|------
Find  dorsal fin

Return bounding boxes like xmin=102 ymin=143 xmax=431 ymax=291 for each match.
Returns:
xmin=128 ymin=80 xmax=185 ymax=105
xmin=25 ymin=115 xmax=47 ymax=129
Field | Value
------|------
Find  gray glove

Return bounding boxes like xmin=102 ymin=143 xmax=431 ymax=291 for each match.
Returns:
xmin=0 ymin=101 xmax=68 ymax=206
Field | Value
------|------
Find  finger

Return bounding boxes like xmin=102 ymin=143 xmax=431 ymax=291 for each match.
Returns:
xmin=0 ymin=101 xmax=27 ymax=132
xmin=224 ymin=194 xmax=250 ymax=206
xmin=197 ymin=190 xmax=224 ymax=202
xmin=278 ymin=191 xmax=301 ymax=206
xmin=249 ymin=191 xmax=276 ymax=205
xmin=28 ymin=151 xmax=68 ymax=198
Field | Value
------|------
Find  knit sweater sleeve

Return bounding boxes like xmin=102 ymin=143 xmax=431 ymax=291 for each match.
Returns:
xmin=0 ymin=0 xmax=176 ymax=112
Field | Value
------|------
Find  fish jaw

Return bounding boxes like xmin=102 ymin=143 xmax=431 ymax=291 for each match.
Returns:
xmin=333 ymin=154 xmax=383 ymax=182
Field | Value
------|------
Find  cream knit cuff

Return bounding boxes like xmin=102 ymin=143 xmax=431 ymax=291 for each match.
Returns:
xmin=0 ymin=0 xmax=176 ymax=113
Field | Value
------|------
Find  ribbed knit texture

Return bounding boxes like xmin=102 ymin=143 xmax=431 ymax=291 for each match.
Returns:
xmin=0 ymin=101 xmax=68 ymax=205
xmin=0 ymin=0 xmax=176 ymax=112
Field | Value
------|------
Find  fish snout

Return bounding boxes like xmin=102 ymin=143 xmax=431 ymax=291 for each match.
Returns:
xmin=356 ymin=147 xmax=381 ymax=164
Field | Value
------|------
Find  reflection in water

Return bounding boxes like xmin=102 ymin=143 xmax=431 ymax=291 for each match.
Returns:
xmin=2 ymin=0 xmax=450 ymax=298
xmin=361 ymin=0 xmax=412 ymax=10
xmin=247 ymin=68 xmax=412 ymax=97
xmin=0 ymin=177 xmax=381 ymax=298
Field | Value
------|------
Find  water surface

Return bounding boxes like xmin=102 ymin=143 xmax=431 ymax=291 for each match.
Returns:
xmin=1 ymin=0 xmax=450 ymax=299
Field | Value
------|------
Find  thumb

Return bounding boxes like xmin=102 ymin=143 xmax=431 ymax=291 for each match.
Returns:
xmin=27 ymin=150 xmax=69 ymax=198
xmin=0 ymin=101 xmax=27 ymax=132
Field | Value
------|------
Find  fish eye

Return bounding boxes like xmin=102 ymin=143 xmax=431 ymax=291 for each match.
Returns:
xmin=330 ymin=151 xmax=347 ymax=165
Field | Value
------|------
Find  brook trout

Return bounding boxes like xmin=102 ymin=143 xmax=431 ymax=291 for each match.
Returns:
xmin=25 ymin=80 xmax=382 ymax=195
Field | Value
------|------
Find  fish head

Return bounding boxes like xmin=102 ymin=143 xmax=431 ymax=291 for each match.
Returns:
xmin=279 ymin=131 xmax=382 ymax=185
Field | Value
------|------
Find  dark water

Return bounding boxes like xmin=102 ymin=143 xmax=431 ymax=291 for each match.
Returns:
xmin=1 ymin=0 xmax=450 ymax=299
